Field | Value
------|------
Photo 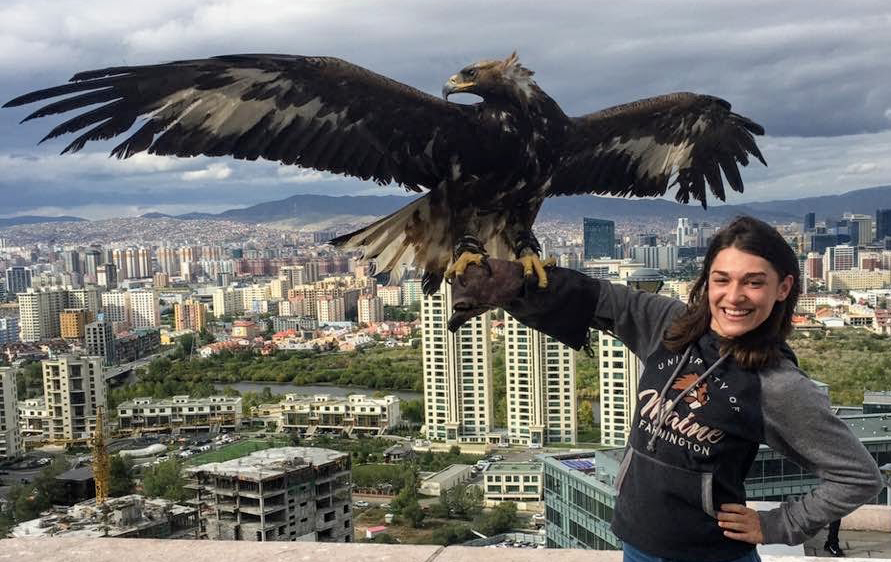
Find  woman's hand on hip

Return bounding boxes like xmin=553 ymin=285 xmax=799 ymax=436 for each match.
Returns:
xmin=717 ymin=503 xmax=764 ymax=544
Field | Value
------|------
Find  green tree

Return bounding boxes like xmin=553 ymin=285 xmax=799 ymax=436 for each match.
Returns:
xmin=142 ymin=460 xmax=188 ymax=502
xmin=430 ymin=523 xmax=474 ymax=546
xmin=108 ymin=455 xmax=135 ymax=497
xmin=401 ymin=497 xmax=426 ymax=528
xmin=473 ymin=501 xmax=518 ymax=536
xmin=441 ymin=483 xmax=483 ymax=520
xmin=577 ymin=401 xmax=594 ymax=428
xmin=400 ymin=399 xmax=423 ymax=425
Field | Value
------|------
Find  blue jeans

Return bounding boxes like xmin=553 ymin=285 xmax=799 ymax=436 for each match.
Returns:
xmin=623 ymin=542 xmax=761 ymax=562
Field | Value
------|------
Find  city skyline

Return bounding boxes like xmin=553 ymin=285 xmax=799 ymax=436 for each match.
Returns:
xmin=0 ymin=1 xmax=890 ymax=219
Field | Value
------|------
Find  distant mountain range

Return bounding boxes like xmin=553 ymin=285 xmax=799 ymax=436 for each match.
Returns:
xmin=169 ymin=184 xmax=891 ymax=225
xmin=0 ymin=215 xmax=86 ymax=228
xmin=4 ymin=185 xmax=891 ymax=228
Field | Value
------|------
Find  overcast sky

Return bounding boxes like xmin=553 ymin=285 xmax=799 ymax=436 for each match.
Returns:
xmin=1 ymin=0 xmax=890 ymax=219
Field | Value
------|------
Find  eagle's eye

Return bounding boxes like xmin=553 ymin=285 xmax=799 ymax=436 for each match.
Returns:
xmin=465 ymin=68 xmax=478 ymax=78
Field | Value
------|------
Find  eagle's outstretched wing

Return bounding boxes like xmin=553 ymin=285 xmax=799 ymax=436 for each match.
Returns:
xmin=3 ymin=54 xmax=478 ymax=192
xmin=548 ymin=92 xmax=765 ymax=207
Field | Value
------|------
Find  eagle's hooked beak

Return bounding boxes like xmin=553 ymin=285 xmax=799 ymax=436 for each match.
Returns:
xmin=442 ymin=74 xmax=475 ymax=99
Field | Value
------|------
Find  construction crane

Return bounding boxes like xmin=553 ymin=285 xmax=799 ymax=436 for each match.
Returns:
xmin=91 ymin=406 xmax=111 ymax=505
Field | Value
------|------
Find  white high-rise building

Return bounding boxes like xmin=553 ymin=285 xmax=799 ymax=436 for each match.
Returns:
xmin=67 ymin=287 xmax=103 ymax=314
xmin=676 ymin=218 xmax=691 ymax=246
xmin=240 ymin=284 xmax=271 ymax=312
xmin=823 ymin=245 xmax=857 ymax=280
xmin=279 ymin=265 xmax=306 ymax=287
xmin=125 ymin=247 xmax=139 ymax=279
xmin=101 ymin=290 xmax=131 ymax=325
xmin=401 ymin=279 xmax=423 ymax=306
xmin=42 ymin=355 xmax=107 ymax=441
xmin=0 ymin=367 xmax=23 ymax=460
xmin=112 ymin=248 xmax=128 ymax=280
xmin=317 ymin=296 xmax=346 ymax=324
xmin=137 ymin=247 xmax=152 ymax=278
xmin=631 ymin=245 xmax=679 ymax=271
xmin=421 ymin=283 xmax=494 ymax=444
xmin=129 ymin=289 xmax=160 ymax=329
xmin=157 ymin=246 xmax=179 ymax=275
xmin=357 ymin=295 xmax=384 ymax=324
xmin=844 ymin=213 xmax=874 ymax=246
xmin=504 ymin=314 xmax=576 ymax=446
xmin=17 ymin=288 xmax=67 ymax=342
xmin=377 ymin=285 xmax=402 ymax=307
xmin=597 ymin=279 xmax=643 ymax=447
xmin=212 ymin=287 xmax=242 ymax=318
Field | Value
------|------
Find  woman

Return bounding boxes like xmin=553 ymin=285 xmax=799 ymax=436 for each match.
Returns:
xmin=448 ymin=216 xmax=883 ymax=562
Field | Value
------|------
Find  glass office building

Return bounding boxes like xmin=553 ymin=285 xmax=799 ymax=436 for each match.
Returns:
xmin=583 ymin=218 xmax=615 ymax=260
xmin=540 ymin=412 xmax=889 ymax=550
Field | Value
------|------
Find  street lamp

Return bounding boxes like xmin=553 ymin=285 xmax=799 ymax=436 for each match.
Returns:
xmin=627 ymin=268 xmax=665 ymax=294
xmin=880 ymin=462 xmax=891 ymax=506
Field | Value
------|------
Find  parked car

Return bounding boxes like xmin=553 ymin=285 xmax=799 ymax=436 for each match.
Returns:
xmin=380 ymin=503 xmax=391 ymax=509
xmin=353 ymin=500 xmax=369 ymax=508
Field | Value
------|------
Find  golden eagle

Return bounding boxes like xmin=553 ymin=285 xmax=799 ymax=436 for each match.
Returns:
xmin=4 ymin=53 xmax=765 ymax=293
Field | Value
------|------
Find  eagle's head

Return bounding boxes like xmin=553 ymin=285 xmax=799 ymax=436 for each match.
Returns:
xmin=443 ymin=52 xmax=536 ymax=106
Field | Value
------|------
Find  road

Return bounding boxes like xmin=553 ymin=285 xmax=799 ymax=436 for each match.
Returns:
xmin=106 ymin=347 xmax=177 ymax=382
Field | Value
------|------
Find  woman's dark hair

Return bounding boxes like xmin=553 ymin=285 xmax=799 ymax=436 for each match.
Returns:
xmin=663 ymin=215 xmax=801 ymax=369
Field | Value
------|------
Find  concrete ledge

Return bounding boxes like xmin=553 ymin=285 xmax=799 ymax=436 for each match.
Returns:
xmin=0 ymin=538 xmax=880 ymax=562
xmin=0 ymin=538 xmax=441 ymax=562
xmin=840 ymin=504 xmax=891 ymax=532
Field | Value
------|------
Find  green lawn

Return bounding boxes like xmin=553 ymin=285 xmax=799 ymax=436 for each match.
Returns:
xmin=185 ymin=438 xmax=290 ymax=466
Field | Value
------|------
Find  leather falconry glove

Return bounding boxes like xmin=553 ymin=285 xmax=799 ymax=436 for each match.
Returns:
xmin=448 ymin=258 xmax=600 ymax=350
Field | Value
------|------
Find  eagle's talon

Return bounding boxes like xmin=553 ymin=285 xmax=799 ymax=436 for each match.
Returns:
xmin=445 ymin=250 xmax=488 ymax=284
xmin=516 ymin=254 xmax=549 ymax=289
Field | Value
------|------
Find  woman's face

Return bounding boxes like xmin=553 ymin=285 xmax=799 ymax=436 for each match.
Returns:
xmin=707 ymin=246 xmax=793 ymax=339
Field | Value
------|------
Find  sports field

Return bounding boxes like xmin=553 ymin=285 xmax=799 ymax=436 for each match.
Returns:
xmin=185 ymin=438 xmax=290 ymax=466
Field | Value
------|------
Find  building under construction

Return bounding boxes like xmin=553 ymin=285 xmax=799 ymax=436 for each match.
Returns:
xmin=10 ymin=495 xmax=198 ymax=539
xmin=186 ymin=447 xmax=353 ymax=542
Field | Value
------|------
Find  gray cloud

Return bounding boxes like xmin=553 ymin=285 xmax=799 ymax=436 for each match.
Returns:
xmin=1 ymin=0 xmax=890 ymax=218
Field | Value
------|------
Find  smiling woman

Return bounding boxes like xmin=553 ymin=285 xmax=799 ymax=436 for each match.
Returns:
xmin=445 ymin=215 xmax=883 ymax=562
xmin=664 ymin=216 xmax=800 ymax=369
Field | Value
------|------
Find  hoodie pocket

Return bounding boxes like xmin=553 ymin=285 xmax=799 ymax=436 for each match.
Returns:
xmin=613 ymin=447 xmax=721 ymax=553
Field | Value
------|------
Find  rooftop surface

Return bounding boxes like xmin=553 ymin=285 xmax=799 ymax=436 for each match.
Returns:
xmin=185 ymin=446 xmax=346 ymax=479
xmin=1 ymin=538 xmax=887 ymax=562
xmin=488 ymin=462 xmax=543 ymax=473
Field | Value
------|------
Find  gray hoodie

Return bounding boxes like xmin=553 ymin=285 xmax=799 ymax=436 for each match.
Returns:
xmin=590 ymin=279 xmax=884 ymax=553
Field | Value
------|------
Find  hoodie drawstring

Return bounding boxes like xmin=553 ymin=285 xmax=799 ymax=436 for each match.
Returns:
xmin=646 ymin=346 xmax=730 ymax=453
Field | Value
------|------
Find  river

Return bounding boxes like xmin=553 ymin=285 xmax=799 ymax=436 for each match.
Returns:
xmin=213 ymin=381 xmax=422 ymax=403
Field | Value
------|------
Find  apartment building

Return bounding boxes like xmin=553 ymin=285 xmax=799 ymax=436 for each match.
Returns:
xmin=42 ymin=355 xmax=107 ymax=441
xmin=85 ymin=320 xmax=117 ymax=365
xmin=357 ymin=294 xmax=384 ymax=324
xmin=174 ymin=299 xmax=208 ymax=332
xmin=17 ymin=287 xmax=66 ymax=342
xmin=186 ymin=447 xmax=353 ymax=542
xmin=60 ymin=308 xmax=95 ymax=339
xmin=117 ymin=395 xmax=242 ymax=433
xmin=421 ymin=282 xmax=496 ymax=444
xmin=18 ymin=396 xmax=48 ymax=438
xmin=598 ymin=324 xmax=640 ymax=447
xmin=0 ymin=367 xmax=23 ymax=460
xmin=256 ymin=394 xmax=401 ymax=436
xmin=504 ymin=314 xmax=577 ymax=446
xmin=129 ymin=289 xmax=160 ymax=329
xmin=101 ymin=290 xmax=131 ymax=325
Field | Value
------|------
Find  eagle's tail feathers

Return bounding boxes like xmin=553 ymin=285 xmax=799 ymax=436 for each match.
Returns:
xmin=330 ymin=195 xmax=434 ymax=284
